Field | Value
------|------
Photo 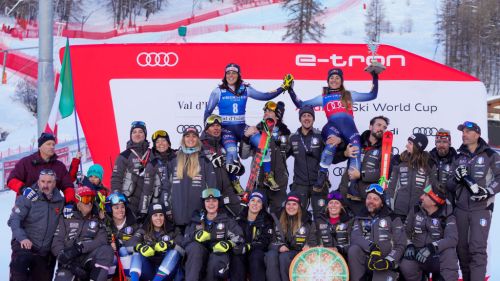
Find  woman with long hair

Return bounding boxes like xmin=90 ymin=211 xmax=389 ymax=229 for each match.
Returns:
xmin=168 ymin=127 xmax=217 ymax=230
xmin=265 ymin=193 xmax=317 ymax=281
xmin=129 ymin=203 xmax=184 ymax=281
xmin=388 ymin=133 xmax=437 ymax=220
xmin=288 ymin=68 xmax=379 ymax=192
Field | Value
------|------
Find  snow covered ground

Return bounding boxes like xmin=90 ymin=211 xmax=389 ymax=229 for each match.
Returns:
xmin=1 ymin=0 xmax=499 ymax=279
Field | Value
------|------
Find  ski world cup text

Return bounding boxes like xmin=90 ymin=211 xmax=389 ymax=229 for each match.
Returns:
xmin=295 ymin=54 xmax=406 ymax=67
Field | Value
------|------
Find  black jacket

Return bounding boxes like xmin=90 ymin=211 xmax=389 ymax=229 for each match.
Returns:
xmin=235 ymin=206 xmax=274 ymax=252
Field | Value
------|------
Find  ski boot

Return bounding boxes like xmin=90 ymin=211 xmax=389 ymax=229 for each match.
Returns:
xmin=232 ymin=179 xmax=245 ymax=195
xmin=313 ymin=170 xmax=329 ymax=193
xmin=264 ymin=172 xmax=280 ymax=191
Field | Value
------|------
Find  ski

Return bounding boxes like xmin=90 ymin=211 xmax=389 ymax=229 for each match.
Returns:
xmin=245 ymin=118 xmax=275 ymax=193
xmin=379 ymin=131 xmax=393 ymax=190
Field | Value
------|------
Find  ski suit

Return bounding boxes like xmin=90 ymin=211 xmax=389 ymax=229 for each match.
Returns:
xmin=229 ymin=207 xmax=274 ymax=281
xmin=204 ymin=83 xmax=285 ymax=164
xmin=400 ymin=203 xmax=459 ymax=281
xmin=182 ymin=210 xmax=244 ymax=281
xmin=447 ymin=138 xmax=500 ymax=281
xmin=288 ymin=73 xmax=378 ymax=174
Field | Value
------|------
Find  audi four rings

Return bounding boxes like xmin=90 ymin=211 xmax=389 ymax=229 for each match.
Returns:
xmin=412 ymin=127 xmax=438 ymax=136
xmin=136 ymin=52 xmax=179 ymax=67
xmin=177 ymin=125 xmax=202 ymax=134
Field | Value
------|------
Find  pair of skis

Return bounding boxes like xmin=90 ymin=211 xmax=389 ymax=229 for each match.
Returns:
xmin=245 ymin=118 xmax=275 ymax=194
xmin=379 ymin=131 xmax=393 ymax=189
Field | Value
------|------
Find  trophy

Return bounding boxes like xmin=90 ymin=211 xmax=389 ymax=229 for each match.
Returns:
xmin=364 ymin=41 xmax=386 ymax=74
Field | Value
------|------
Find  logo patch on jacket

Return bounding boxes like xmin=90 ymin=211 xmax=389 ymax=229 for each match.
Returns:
xmin=379 ymin=219 xmax=387 ymax=228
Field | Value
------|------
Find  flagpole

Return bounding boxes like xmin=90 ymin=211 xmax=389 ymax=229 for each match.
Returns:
xmin=74 ymin=111 xmax=83 ymax=174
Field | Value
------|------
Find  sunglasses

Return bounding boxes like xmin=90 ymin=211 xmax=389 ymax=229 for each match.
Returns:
xmin=152 ymin=130 xmax=168 ymax=140
xmin=131 ymin=121 xmax=146 ymax=126
xmin=40 ymin=169 xmax=56 ymax=176
xmin=462 ymin=121 xmax=475 ymax=128
xmin=76 ymin=194 xmax=94 ymax=204
xmin=366 ymin=183 xmax=384 ymax=195
xmin=206 ymin=114 xmax=222 ymax=126
xmin=263 ymin=101 xmax=277 ymax=111
xmin=107 ymin=192 xmax=128 ymax=205
xmin=202 ymin=188 xmax=221 ymax=199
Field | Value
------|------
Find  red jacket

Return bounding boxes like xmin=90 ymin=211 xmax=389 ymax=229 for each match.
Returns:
xmin=6 ymin=151 xmax=75 ymax=203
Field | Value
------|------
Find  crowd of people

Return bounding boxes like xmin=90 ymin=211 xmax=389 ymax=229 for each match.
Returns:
xmin=6 ymin=63 xmax=500 ymax=281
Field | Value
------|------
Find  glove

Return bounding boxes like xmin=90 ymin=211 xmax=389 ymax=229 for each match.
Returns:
xmin=471 ymin=185 xmax=492 ymax=201
xmin=136 ymin=213 xmax=147 ymax=225
xmin=454 ymin=165 xmax=468 ymax=181
xmin=281 ymin=74 xmax=294 ymax=90
xmin=58 ymin=242 xmax=83 ymax=265
xmin=336 ymin=245 xmax=347 ymax=256
xmin=404 ymin=244 xmax=416 ymax=260
xmin=415 ymin=244 xmax=436 ymax=264
xmin=369 ymin=256 xmax=396 ymax=271
xmin=63 ymin=204 xmax=74 ymax=219
xmin=194 ymin=230 xmax=211 ymax=243
xmin=139 ymin=244 xmax=155 ymax=257
xmin=209 ymin=153 xmax=224 ymax=168
xmin=213 ymin=241 xmax=232 ymax=253
xmin=154 ymin=241 xmax=174 ymax=252
xmin=134 ymin=243 xmax=145 ymax=252
xmin=369 ymin=242 xmax=381 ymax=254
xmin=233 ymin=243 xmax=251 ymax=255
xmin=226 ymin=160 xmax=242 ymax=174
xmin=22 ymin=187 xmax=39 ymax=201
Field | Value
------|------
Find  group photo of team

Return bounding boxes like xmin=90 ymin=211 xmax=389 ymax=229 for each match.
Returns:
xmin=5 ymin=62 xmax=499 ymax=281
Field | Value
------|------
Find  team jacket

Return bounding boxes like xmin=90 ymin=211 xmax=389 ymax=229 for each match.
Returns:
xmin=235 ymin=207 xmax=274 ymax=252
xmin=447 ymin=138 xmax=500 ymax=211
xmin=103 ymin=207 xmax=141 ymax=251
xmin=132 ymin=219 xmax=183 ymax=264
xmin=168 ymin=154 xmax=217 ymax=226
xmin=388 ymin=155 xmax=437 ymax=217
xmin=315 ymin=209 xmax=352 ymax=248
xmin=269 ymin=209 xmax=317 ymax=251
xmin=429 ymin=147 xmax=457 ymax=188
xmin=287 ymin=128 xmax=325 ymax=186
xmin=51 ymin=209 xmax=108 ymax=257
xmin=405 ymin=203 xmax=457 ymax=252
xmin=141 ymin=149 xmax=176 ymax=215
xmin=200 ymin=132 xmax=245 ymax=217
xmin=351 ymin=205 xmax=406 ymax=262
xmin=8 ymin=185 xmax=65 ymax=256
xmin=182 ymin=210 xmax=244 ymax=250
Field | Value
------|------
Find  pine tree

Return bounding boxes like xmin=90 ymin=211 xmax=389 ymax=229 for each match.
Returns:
xmin=282 ymin=0 xmax=325 ymax=43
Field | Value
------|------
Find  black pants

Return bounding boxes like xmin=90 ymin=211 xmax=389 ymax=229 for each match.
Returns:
xmin=229 ymin=248 xmax=266 ymax=281
xmin=10 ymin=240 xmax=55 ymax=281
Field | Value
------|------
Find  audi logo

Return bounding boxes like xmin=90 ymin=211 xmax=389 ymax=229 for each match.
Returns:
xmin=177 ymin=125 xmax=202 ymax=134
xmin=332 ymin=167 xmax=346 ymax=177
xmin=136 ymin=52 xmax=179 ymax=67
xmin=412 ymin=127 xmax=438 ymax=136
xmin=392 ymin=147 xmax=400 ymax=155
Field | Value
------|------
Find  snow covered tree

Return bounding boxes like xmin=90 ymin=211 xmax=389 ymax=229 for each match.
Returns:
xmin=282 ymin=0 xmax=325 ymax=43
xmin=365 ymin=0 xmax=386 ymax=42
xmin=1 ymin=0 xmax=38 ymax=21
xmin=13 ymin=78 xmax=37 ymax=116
xmin=107 ymin=0 xmax=168 ymax=27
xmin=436 ymin=0 xmax=500 ymax=95
xmin=54 ymin=0 xmax=84 ymax=23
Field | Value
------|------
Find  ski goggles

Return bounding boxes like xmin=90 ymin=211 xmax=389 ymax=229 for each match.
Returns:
xmin=366 ymin=183 xmax=384 ymax=195
xmin=39 ymin=169 xmax=56 ymax=177
xmin=263 ymin=101 xmax=277 ymax=111
xmin=205 ymin=114 xmax=222 ymax=127
xmin=106 ymin=192 xmax=128 ymax=205
xmin=76 ymin=194 xmax=94 ymax=204
xmin=457 ymin=121 xmax=480 ymax=134
xmin=131 ymin=121 xmax=146 ymax=126
xmin=327 ymin=191 xmax=343 ymax=202
xmin=152 ymin=130 xmax=169 ymax=140
xmin=202 ymin=188 xmax=221 ymax=199
xmin=435 ymin=130 xmax=451 ymax=141
xmin=424 ymin=185 xmax=445 ymax=205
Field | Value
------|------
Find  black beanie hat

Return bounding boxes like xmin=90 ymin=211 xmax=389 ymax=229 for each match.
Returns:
xmin=408 ymin=133 xmax=428 ymax=152
xmin=299 ymin=106 xmax=315 ymax=120
xmin=130 ymin=121 xmax=147 ymax=140
xmin=148 ymin=203 xmax=166 ymax=217
xmin=38 ymin=132 xmax=56 ymax=147
xmin=327 ymin=68 xmax=344 ymax=83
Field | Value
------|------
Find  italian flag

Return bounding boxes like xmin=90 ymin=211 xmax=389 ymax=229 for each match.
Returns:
xmin=45 ymin=38 xmax=74 ymax=139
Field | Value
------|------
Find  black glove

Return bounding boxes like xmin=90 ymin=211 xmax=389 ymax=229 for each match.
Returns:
xmin=226 ymin=160 xmax=242 ymax=175
xmin=58 ymin=242 xmax=83 ymax=265
xmin=369 ymin=242 xmax=380 ymax=254
xmin=209 ymin=153 xmax=224 ymax=168
xmin=454 ymin=165 xmax=468 ymax=181
xmin=415 ymin=243 xmax=436 ymax=264
xmin=62 ymin=262 xmax=88 ymax=279
xmin=136 ymin=213 xmax=147 ymax=225
xmin=404 ymin=244 xmax=416 ymax=260
xmin=336 ymin=245 xmax=347 ymax=256
xmin=470 ymin=185 xmax=492 ymax=202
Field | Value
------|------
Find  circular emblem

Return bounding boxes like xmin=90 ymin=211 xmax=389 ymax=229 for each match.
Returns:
xmin=318 ymin=199 xmax=325 ymax=207
xmin=379 ymin=219 xmax=387 ymax=228
xmin=177 ymin=124 xmax=202 ymax=134
xmin=89 ymin=221 xmax=97 ymax=229
xmin=432 ymin=218 xmax=439 ymax=226
xmin=312 ymin=137 xmax=319 ymax=145
xmin=298 ymin=227 xmax=306 ymax=235
xmin=136 ymin=52 xmax=179 ymax=67
xmin=289 ymin=247 xmax=349 ymax=281
xmin=217 ymin=223 xmax=225 ymax=230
